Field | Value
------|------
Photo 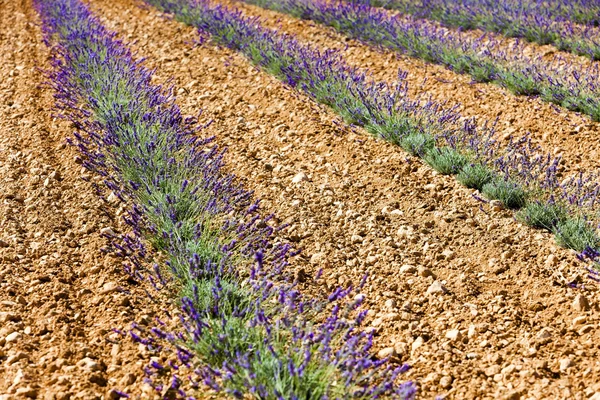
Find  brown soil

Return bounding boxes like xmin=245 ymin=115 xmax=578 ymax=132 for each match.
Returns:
xmin=0 ymin=0 xmax=174 ymax=398
xmin=228 ymin=0 xmax=600 ymax=177
xmin=89 ymin=0 xmax=600 ymax=399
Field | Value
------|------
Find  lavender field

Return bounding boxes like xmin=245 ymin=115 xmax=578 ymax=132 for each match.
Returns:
xmin=0 ymin=0 xmax=599 ymax=398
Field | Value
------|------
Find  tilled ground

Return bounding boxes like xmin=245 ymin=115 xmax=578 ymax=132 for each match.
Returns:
xmin=227 ymin=0 xmax=600 ymax=176
xmin=90 ymin=0 xmax=600 ymax=398
xmin=0 ymin=0 xmax=175 ymax=398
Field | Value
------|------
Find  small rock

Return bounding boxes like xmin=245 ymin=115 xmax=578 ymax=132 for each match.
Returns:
xmin=572 ymin=316 xmax=587 ymax=326
xmin=501 ymin=365 xmax=516 ymax=376
xmin=426 ymin=281 xmax=448 ymax=295
xmin=439 ymin=375 xmax=453 ymax=389
xmin=5 ymin=332 xmax=22 ymax=343
xmin=467 ymin=324 xmax=477 ymax=338
xmin=559 ymin=358 xmax=572 ymax=372
xmin=371 ymin=318 xmax=383 ymax=327
xmin=15 ymin=387 xmax=37 ymax=398
xmin=466 ymin=352 xmax=479 ymax=359
xmin=490 ymin=200 xmax=504 ymax=211
xmin=534 ymin=360 xmax=548 ymax=370
xmin=485 ymin=365 xmax=501 ymax=377
xmin=365 ymin=255 xmax=378 ymax=265
xmin=0 ymin=312 xmax=19 ymax=323
xmin=354 ymin=294 xmax=365 ymax=302
xmin=573 ymin=294 xmax=590 ymax=312
xmin=536 ymin=328 xmax=552 ymax=341
xmin=578 ymin=325 xmax=594 ymax=335
xmin=351 ymin=234 xmax=363 ymax=244
xmin=383 ymin=313 xmax=400 ymax=321
xmin=377 ymin=347 xmax=396 ymax=359
xmin=399 ymin=264 xmax=416 ymax=274
xmin=106 ymin=192 xmax=119 ymax=204
xmin=397 ymin=225 xmax=414 ymax=239
xmin=310 ymin=252 xmax=325 ymax=265
xmin=545 ymin=254 xmax=558 ymax=267
xmin=445 ymin=329 xmax=462 ymax=342
xmin=77 ymin=357 xmax=101 ymax=372
xmin=394 ymin=342 xmax=407 ymax=357
xmin=384 ymin=299 xmax=396 ymax=310
xmin=411 ymin=336 xmax=424 ymax=353
xmin=100 ymin=282 xmax=119 ymax=295
xmin=441 ymin=249 xmax=455 ymax=260
xmin=100 ymin=227 xmax=116 ymax=236
xmin=418 ymin=266 xmax=434 ymax=278
xmin=291 ymin=172 xmax=308 ymax=183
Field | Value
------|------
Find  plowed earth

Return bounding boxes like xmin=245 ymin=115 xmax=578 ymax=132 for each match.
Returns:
xmin=0 ymin=0 xmax=175 ymax=398
xmin=229 ymin=0 xmax=600 ymax=175
xmin=2 ymin=0 xmax=600 ymax=398
xmin=90 ymin=0 xmax=600 ymax=399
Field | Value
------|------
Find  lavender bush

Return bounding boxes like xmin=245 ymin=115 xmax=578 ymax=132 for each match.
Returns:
xmin=35 ymin=0 xmax=417 ymax=397
xmin=238 ymin=0 xmax=600 ymax=121
xmin=355 ymin=0 xmax=600 ymax=59
xmin=144 ymin=0 xmax=600 ymax=263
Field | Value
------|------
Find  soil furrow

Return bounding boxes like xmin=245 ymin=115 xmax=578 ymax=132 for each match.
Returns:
xmin=89 ymin=0 xmax=600 ymax=398
xmin=0 ymin=0 xmax=169 ymax=397
xmin=224 ymin=0 xmax=600 ymax=177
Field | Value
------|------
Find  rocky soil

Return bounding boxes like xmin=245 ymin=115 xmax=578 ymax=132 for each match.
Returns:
xmin=229 ymin=0 xmax=600 ymax=176
xmin=0 ymin=0 xmax=175 ymax=398
xmin=2 ymin=0 xmax=600 ymax=398
xmin=90 ymin=0 xmax=600 ymax=398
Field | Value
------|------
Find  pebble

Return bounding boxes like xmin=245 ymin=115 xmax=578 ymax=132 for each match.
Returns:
xmin=384 ymin=299 xmax=396 ymax=309
xmin=291 ymin=172 xmax=308 ymax=183
xmin=394 ymin=342 xmax=407 ymax=357
xmin=485 ymin=365 xmax=501 ymax=377
xmin=572 ymin=316 xmax=587 ymax=326
xmin=573 ymin=294 xmax=590 ymax=312
xmin=310 ymin=252 xmax=325 ymax=265
xmin=490 ymin=200 xmax=504 ymax=211
xmin=445 ymin=329 xmax=462 ymax=342
xmin=377 ymin=347 xmax=396 ymax=359
xmin=426 ymin=281 xmax=448 ymax=295
xmin=578 ymin=325 xmax=594 ymax=335
xmin=77 ymin=357 xmax=101 ymax=372
xmin=467 ymin=324 xmax=477 ymax=338
xmin=559 ymin=358 xmax=572 ymax=372
xmin=418 ymin=266 xmax=434 ymax=278
xmin=5 ymin=332 xmax=22 ymax=343
xmin=545 ymin=254 xmax=558 ymax=267
xmin=351 ymin=234 xmax=363 ymax=244
xmin=411 ymin=336 xmax=424 ymax=353
xmin=439 ymin=375 xmax=453 ymax=389
xmin=399 ymin=264 xmax=416 ymax=274
xmin=15 ymin=387 xmax=37 ymax=398
xmin=100 ymin=227 xmax=116 ymax=236
xmin=100 ymin=282 xmax=119 ymax=295
xmin=536 ymin=328 xmax=552 ymax=341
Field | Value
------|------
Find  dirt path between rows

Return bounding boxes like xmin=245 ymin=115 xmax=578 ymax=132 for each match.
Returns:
xmin=0 ymin=0 xmax=171 ymax=397
xmin=91 ymin=0 xmax=600 ymax=398
xmin=226 ymin=0 xmax=600 ymax=178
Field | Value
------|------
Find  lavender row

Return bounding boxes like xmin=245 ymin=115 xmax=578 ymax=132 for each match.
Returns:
xmin=238 ymin=0 xmax=600 ymax=122
xmin=143 ymin=0 xmax=600 ymax=270
xmin=354 ymin=0 xmax=600 ymax=59
xmin=35 ymin=0 xmax=417 ymax=397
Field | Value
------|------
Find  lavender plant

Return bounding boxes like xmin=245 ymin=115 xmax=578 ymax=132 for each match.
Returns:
xmin=353 ymin=0 xmax=600 ymax=59
xmin=35 ymin=0 xmax=417 ymax=397
xmin=238 ymin=0 xmax=600 ymax=121
xmin=143 ymin=0 xmax=600 ymax=262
